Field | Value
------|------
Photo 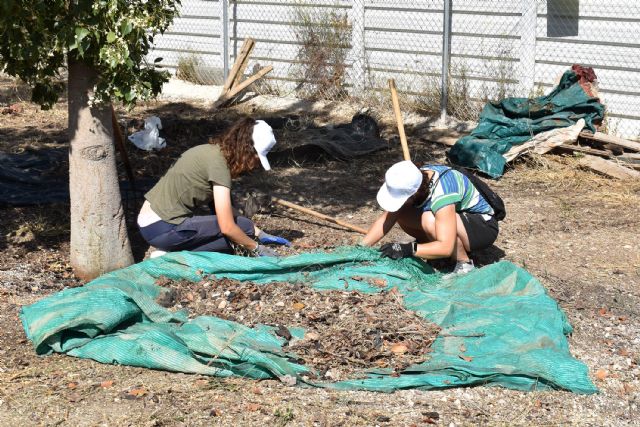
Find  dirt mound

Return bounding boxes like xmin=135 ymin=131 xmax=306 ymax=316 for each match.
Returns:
xmin=155 ymin=277 xmax=440 ymax=381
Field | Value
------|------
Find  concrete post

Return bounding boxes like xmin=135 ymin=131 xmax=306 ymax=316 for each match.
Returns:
xmin=519 ymin=0 xmax=537 ymax=97
xmin=350 ymin=0 xmax=366 ymax=93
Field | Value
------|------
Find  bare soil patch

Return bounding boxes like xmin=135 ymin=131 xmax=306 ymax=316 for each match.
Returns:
xmin=1 ymin=76 xmax=639 ymax=425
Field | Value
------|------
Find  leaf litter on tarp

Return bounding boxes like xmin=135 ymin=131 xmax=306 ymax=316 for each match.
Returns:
xmin=155 ymin=277 xmax=440 ymax=381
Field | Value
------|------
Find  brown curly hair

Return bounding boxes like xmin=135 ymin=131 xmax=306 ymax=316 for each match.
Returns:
xmin=209 ymin=117 xmax=261 ymax=178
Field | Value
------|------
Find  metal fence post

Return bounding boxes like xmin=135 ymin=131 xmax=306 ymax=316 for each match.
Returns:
xmin=219 ymin=0 xmax=230 ymax=81
xmin=439 ymin=0 xmax=452 ymax=126
xmin=519 ymin=0 xmax=537 ymax=97
xmin=350 ymin=0 xmax=366 ymax=93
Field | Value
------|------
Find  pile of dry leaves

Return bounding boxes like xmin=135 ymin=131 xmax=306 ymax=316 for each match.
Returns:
xmin=155 ymin=277 xmax=440 ymax=381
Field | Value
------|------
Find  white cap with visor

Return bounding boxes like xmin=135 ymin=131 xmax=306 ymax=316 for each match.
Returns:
xmin=376 ymin=160 xmax=423 ymax=212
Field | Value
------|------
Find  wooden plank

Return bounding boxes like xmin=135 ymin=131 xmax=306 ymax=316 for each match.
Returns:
xmin=222 ymin=37 xmax=255 ymax=94
xmin=578 ymin=154 xmax=640 ymax=180
xmin=579 ymin=131 xmax=640 ymax=153
xmin=617 ymin=153 xmax=640 ymax=164
xmin=230 ymin=39 xmax=256 ymax=89
xmin=214 ymin=65 xmax=274 ymax=108
xmin=555 ymin=144 xmax=613 ymax=158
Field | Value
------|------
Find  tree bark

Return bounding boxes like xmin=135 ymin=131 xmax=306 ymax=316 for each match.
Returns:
xmin=68 ymin=59 xmax=133 ymax=280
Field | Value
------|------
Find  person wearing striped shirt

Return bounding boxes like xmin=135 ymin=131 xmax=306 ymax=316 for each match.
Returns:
xmin=361 ymin=160 xmax=499 ymax=276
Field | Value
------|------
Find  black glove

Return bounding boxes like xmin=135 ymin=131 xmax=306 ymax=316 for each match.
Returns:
xmin=379 ymin=242 xmax=415 ymax=260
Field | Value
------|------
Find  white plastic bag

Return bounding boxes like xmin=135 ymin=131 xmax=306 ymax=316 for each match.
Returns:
xmin=128 ymin=116 xmax=166 ymax=151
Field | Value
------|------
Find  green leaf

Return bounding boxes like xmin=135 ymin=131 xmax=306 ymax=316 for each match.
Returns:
xmin=120 ymin=20 xmax=133 ymax=36
xmin=154 ymin=57 xmax=163 ymax=63
xmin=106 ymin=32 xmax=116 ymax=43
xmin=75 ymin=27 xmax=90 ymax=42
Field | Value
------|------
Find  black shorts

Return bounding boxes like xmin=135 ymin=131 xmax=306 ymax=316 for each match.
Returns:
xmin=459 ymin=212 xmax=499 ymax=252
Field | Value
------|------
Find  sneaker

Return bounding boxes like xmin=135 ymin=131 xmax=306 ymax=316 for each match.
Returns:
xmin=442 ymin=260 xmax=475 ymax=279
xmin=150 ymin=250 xmax=167 ymax=259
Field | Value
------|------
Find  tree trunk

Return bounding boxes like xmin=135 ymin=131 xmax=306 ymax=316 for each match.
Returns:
xmin=68 ymin=59 xmax=133 ymax=280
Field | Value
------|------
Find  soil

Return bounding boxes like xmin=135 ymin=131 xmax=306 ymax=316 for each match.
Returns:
xmin=1 ymin=76 xmax=639 ymax=425
xmin=155 ymin=277 xmax=440 ymax=380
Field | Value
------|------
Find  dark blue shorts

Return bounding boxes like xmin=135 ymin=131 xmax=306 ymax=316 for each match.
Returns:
xmin=139 ymin=215 xmax=255 ymax=253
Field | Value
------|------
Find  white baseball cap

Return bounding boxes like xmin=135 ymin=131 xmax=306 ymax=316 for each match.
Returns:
xmin=376 ymin=160 xmax=423 ymax=212
xmin=252 ymin=120 xmax=277 ymax=170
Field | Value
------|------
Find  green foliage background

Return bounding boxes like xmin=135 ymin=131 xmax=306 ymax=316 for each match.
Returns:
xmin=0 ymin=0 xmax=180 ymax=109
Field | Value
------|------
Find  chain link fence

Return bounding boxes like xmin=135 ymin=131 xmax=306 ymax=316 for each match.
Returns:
xmin=150 ymin=0 xmax=640 ymax=139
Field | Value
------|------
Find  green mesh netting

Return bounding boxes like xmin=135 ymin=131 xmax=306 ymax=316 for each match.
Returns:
xmin=448 ymin=69 xmax=605 ymax=178
xmin=20 ymin=247 xmax=597 ymax=393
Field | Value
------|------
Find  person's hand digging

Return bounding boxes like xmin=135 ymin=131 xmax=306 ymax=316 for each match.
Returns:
xmin=379 ymin=242 xmax=415 ymax=260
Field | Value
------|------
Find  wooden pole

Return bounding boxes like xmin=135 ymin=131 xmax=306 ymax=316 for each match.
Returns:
xmin=272 ymin=198 xmax=368 ymax=235
xmin=214 ymin=65 xmax=273 ymax=108
xmin=388 ymin=79 xmax=411 ymax=161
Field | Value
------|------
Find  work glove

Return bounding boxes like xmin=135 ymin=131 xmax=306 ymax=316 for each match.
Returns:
xmin=379 ymin=242 xmax=415 ymax=260
xmin=254 ymin=244 xmax=278 ymax=257
xmin=257 ymin=231 xmax=292 ymax=246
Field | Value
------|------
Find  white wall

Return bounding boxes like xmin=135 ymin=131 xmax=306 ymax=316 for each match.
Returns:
xmin=148 ymin=0 xmax=640 ymax=138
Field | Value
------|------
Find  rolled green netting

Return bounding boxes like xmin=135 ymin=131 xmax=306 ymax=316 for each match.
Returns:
xmin=20 ymin=247 xmax=597 ymax=393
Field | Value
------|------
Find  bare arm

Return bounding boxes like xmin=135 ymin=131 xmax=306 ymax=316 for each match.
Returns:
xmin=360 ymin=210 xmax=399 ymax=246
xmin=213 ymin=185 xmax=258 ymax=250
xmin=414 ymin=204 xmax=457 ymax=259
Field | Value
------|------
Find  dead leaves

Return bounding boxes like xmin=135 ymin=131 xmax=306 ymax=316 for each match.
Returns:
xmin=595 ymin=369 xmax=608 ymax=381
xmin=1 ymin=103 xmax=23 ymax=115
xmin=390 ymin=343 xmax=408 ymax=354
xmin=350 ymin=276 xmax=388 ymax=288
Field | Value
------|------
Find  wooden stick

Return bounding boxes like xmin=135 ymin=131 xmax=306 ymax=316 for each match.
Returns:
xmin=272 ymin=198 xmax=368 ymax=235
xmin=579 ymin=131 xmax=640 ymax=153
xmin=230 ymin=40 xmax=256 ymax=90
xmin=222 ymin=38 xmax=255 ymax=93
xmin=111 ymin=106 xmax=135 ymax=188
xmin=388 ymin=79 xmax=410 ymax=161
xmin=214 ymin=65 xmax=273 ymax=108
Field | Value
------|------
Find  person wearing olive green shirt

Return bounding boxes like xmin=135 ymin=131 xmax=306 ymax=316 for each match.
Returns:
xmin=137 ymin=117 xmax=289 ymax=258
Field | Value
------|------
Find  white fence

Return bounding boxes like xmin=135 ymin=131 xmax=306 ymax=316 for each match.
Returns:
xmin=149 ymin=0 xmax=640 ymax=139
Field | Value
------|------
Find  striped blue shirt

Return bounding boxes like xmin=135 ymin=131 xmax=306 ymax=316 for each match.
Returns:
xmin=417 ymin=165 xmax=494 ymax=216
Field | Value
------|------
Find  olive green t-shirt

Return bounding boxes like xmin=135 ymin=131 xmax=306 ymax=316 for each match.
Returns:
xmin=145 ymin=144 xmax=231 ymax=224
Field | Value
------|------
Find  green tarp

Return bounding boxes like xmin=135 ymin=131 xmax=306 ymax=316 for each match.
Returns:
xmin=20 ymin=247 xmax=597 ymax=393
xmin=448 ymin=70 xmax=604 ymax=178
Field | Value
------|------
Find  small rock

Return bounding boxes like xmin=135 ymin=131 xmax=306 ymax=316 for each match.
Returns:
xmin=280 ymin=375 xmax=297 ymax=386
xmin=218 ymin=300 xmax=228 ymax=309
